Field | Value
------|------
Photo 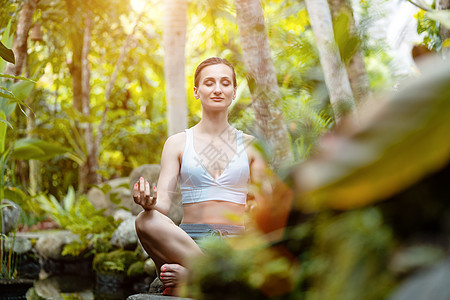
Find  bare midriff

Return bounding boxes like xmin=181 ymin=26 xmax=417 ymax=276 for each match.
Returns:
xmin=181 ymin=200 xmax=245 ymax=226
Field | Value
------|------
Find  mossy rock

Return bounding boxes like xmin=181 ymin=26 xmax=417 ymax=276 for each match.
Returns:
xmin=127 ymin=261 xmax=146 ymax=278
xmin=93 ymin=249 xmax=140 ymax=274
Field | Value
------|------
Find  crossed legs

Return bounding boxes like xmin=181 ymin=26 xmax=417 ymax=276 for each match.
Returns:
xmin=135 ymin=209 xmax=202 ymax=290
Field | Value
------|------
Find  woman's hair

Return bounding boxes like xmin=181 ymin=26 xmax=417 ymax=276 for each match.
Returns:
xmin=194 ymin=57 xmax=237 ymax=88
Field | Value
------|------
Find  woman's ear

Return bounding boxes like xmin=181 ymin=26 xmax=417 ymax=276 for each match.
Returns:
xmin=194 ymin=87 xmax=199 ymax=99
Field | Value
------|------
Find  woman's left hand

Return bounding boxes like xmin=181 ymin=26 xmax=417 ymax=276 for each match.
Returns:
xmin=133 ymin=177 xmax=157 ymax=210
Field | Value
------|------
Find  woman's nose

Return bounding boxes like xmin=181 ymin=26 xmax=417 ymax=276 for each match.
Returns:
xmin=213 ymin=85 xmax=222 ymax=94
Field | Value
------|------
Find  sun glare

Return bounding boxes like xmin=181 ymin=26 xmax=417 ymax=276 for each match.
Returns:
xmin=130 ymin=0 xmax=147 ymax=13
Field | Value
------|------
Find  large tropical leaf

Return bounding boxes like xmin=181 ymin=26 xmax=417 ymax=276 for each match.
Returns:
xmin=10 ymin=138 xmax=70 ymax=160
xmin=292 ymin=59 xmax=450 ymax=211
xmin=0 ymin=20 xmax=14 ymax=72
xmin=0 ymin=41 xmax=14 ymax=64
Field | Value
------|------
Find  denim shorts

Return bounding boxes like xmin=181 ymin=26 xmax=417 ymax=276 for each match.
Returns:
xmin=179 ymin=223 xmax=245 ymax=244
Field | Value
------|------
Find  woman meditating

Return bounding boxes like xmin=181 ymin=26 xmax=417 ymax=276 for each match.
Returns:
xmin=133 ymin=57 xmax=265 ymax=294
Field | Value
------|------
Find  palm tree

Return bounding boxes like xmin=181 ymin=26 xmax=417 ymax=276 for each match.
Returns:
xmin=163 ymin=0 xmax=188 ymax=135
xmin=328 ymin=0 xmax=370 ymax=104
xmin=304 ymin=0 xmax=357 ymax=124
xmin=234 ymin=0 xmax=293 ymax=169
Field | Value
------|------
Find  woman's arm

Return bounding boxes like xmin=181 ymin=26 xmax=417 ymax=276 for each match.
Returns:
xmin=133 ymin=133 xmax=185 ymax=216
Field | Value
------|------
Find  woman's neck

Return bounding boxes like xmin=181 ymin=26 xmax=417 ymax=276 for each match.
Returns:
xmin=197 ymin=111 xmax=230 ymax=136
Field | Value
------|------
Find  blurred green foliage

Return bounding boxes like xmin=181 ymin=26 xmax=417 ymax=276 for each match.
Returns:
xmin=93 ymin=249 xmax=140 ymax=274
xmin=34 ymin=187 xmax=119 ymax=256
xmin=185 ymin=59 xmax=450 ymax=299
xmin=416 ymin=9 xmax=442 ymax=52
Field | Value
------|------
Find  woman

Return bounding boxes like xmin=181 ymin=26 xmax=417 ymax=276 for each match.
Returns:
xmin=133 ymin=57 xmax=265 ymax=294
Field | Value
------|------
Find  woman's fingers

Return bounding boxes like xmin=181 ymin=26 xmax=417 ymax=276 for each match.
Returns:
xmin=133 ymin=183 xmax=139 ymax=202
xmin=133 ymin=177 xmax=153 ymax=207
xmin=139 ymin=177 xmax=145 ymax=200
xmin=152 ymin=186 xmax=157 ymax=199
xmin=145 ymin=181 xmax=150 ymax=198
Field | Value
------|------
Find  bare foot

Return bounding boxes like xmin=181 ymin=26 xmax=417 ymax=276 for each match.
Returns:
xmin=160 ymin=263 xmax=188 ymax=287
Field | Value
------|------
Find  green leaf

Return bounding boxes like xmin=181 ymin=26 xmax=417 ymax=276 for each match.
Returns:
xmin=0 ymin=115 xmax=12 ymax=129
xmin=3 ymin=187 xmax=27 ymax=203
xmin=0 ymin=41 xmax=15 ymax=64
xmin=0 ymin=110 xmax=6 ymax=153
xmin=10 ymin=80 xmax=35 ymax=101
xmin=11 ymin=138 xmax=70 ymax=160
xmin=0 ymin=86 xmax=19 ymax=100
xmin=62 ymin=186 xmax=76 ymax=212
xmin=0 ymin=20 xmax=14 ymax=72
xmin=0 ymin=73 xmax=35 ymax=83
xmin=0 ymin=81 xmax=34 ymax=116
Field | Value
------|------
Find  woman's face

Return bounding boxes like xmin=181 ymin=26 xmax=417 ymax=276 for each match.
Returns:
xmin=194 ymin=63 xmax=236 ymax=111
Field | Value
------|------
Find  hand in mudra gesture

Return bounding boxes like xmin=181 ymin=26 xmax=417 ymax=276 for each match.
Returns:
xmin=133 ymin=176 xmax=157 ymax=210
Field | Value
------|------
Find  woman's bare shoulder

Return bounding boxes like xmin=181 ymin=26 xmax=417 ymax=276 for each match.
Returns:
xmin=163 ymin=131 xmax=186 ymax=153
xmin=242 ymin=133 xmax=256 ymax=145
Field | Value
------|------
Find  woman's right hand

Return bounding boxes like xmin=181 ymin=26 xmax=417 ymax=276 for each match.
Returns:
xmin=133 ymin=177 xmax=157 ymax=211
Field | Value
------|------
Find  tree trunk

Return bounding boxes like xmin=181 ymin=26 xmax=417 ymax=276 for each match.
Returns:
xmin=79 ymin=15 xmax=98 ymax=191
xmin=234 ymin=0 xmax=293 ymax=169
xmin=27 ymin=105 xmax=42 ymax=195
xmin=304 ymin=0 xmax=357 ymax=124
xmin=438 ymin=0 xmax=450 ymax=59
xmin=328 ymin=0 xmax=370 ymax=104
xmin=4 ymin=0 xmax=38 ymax=76
xmin=163 ymin=0 xmax=188 ymax=136
xmin=4 ymin=0 xmax=39 ymax=193
xmin=65 ymin=0 xmax=83 ymax=112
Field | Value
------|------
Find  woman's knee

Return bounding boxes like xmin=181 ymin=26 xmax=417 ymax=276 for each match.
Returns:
xmin=135 ymin=210 xmax=155 ymax=237
xmin=135 ymin=210 xmax=167 ymax=239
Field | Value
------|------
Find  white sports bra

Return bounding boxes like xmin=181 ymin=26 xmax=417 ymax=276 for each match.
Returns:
xmin=179 ymin=127 xmax=250 ymax=205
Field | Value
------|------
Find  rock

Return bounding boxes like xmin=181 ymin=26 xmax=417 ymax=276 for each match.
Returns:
xmin=1 ymin=199 xmax=21 ymax=234
xmin=114 ymin=209 xmax=134 ymax=221
xmin=143 ymin=259 xmax=156 ymax=277
xmin=129 ymin=164 xmax=161 ymax=191
xmin=148 ymin=276 xmax=164 ymax=294
xmin=129 ymin=164 xmax=183 ymax=225
xmin=87 ymin=177 xmax=142 ymax=216
xmin=137 ymin=240 xmax=149 ymax=259
xmin=389 ymin=257 xmax=450 ymax=300
xmin=111 ymin=217 xmax=138 ymax=250
xmin=33 ymin=277 xmax=63 ymax=300
xmin=4 ymin=236 xmax=32 ymax=254
xmin=35 ymin=231 xmax=92 ymax=275
xmin=35 ymin=231 xmax=81 ymax=260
